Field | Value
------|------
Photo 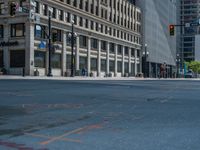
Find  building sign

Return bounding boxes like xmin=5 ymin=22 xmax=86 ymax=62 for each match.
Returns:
xmin=0 ymin=41 xmax=19 ymax=47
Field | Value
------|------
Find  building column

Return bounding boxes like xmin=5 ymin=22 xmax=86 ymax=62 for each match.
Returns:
xmin=3 ymin=22 xmax=9 ymax=71
xmin=122 ymin=46 xmax=125 ymax=76
xmin=128 ymin=47 xmax=131 ymax=75
xmin=135 ymin=49 xmax=137 ymax=75
xmin=114 ymin=44 xmax=118 ymax=77
xmin=97 ymin=39 xmax=101 ymax=76
xmin=62 ymin=32 xmax=67 ymax=76
xmin=106 ymin=42 xmax=110 ymax=74
xmin=76 ymin=36 xmax=80 ymax=71
xmin=87 ymin=37 xmax=91 ymax=75
xmin=25 ymin=22 xmax=35 ymax=76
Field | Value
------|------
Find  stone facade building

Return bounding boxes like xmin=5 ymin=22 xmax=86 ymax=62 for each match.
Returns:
xmin=0 ymin=0 xmax=142 ymax=77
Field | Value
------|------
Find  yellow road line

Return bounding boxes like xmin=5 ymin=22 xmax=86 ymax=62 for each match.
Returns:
xmin=39 ymin=127 xmax=87 ymax=145
xmin=24 ymin=133 xmax=81 ymax=143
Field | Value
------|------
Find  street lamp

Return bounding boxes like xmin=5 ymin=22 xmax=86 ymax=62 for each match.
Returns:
xmin=143 ymin=44 xmax=149 ymax=78
xmin=68 ymin=18 xmax=77 ymax=77
xmin=176 ymin=54 xmax=181 ymax=78
xmin=47 ymin=8 xmax=53 ymax=77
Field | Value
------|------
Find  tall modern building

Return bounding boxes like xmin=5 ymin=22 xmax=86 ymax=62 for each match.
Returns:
xmin=179 ymin=0 xmax=200 ymax=62
xmin=136 ymin=0 xmax=177 ymax=78
xmin=0 ymin=0 xmax=142 ymax=77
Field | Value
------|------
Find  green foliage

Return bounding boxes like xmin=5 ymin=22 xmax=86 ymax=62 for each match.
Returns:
xmin=185 ymin=61 xmax=200 ymax=73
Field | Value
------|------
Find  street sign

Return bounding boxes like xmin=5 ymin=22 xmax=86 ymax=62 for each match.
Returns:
xmin=190 ymin=22 xmax=199 ymax=27
xmin=38 ymin=41 xmax=46 ymax=49
xmin=22 ymin=7 xmax=29 ymax=13
xmin=185 ymin=23 xmax=190 ymax=28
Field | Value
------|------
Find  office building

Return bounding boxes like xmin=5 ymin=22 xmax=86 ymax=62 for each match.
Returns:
xmin=136 ymin=0 xmax=177 ymax=77
xmin=0 ymin=0 xmax=142 ymax=77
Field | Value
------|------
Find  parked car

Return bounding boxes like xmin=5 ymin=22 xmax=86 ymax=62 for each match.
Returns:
xmin=185 ymin=70 xmax=194 ymax=78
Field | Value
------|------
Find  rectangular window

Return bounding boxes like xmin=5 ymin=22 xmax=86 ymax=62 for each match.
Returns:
xmin=0 ymin=25 xmax=3 ymax=38
xmin=73 ymin=0 xmax=77 ymax=7
xmin=79 ymin=0 xmax=83 ymax=9
xmin=66 ymin=12 xmax=71 ymax=22
xmin=96 ymin=22 xmax=99 ymax=31
xmin=34 ymin=51 xmax=46 ymax=68
xmin=125 ymin=47 xmax=129 ymax=56
xmin=125 ymin=62 xmax=129 ymax=73
xmin=79 ymin=35 xmax=87 ymax=48
xmin=35 ymin=1 xmax=40 ymax=13
xmin=109 ymin=60 xmax=115 ymax=72
xmin=101 ymin=41 xmax=106 ymax=51
xmin=91 ymin=58 xmax=97 ymax=71
xmin=101 ymin=59 xmax=106 ymax=72
xmin=58 ymin=10 xmax=63 ymax=20
xmin=79 ymin=56 xmax=87 ymax=70
xmin=118 ymin=45 xmax=122 ymax=55
xmin=66 ymin=54 xmax=71 ymax=69
xmin=52 ymin=29 xmax=62 ymax=42
xmin=79 ymin=17 xmax=83 ymax=26
xmin=11 ymin=23 xmax=25 ymax=37
xmin=0 ymin=50 xmax=3 ymax=67
xmin=52 ymin=53 xmax=61 ymax=68
xmin=131 ymin=48 xmax=135 ymax=57
xmin=109 ymin=43 xmax=114 ymax=53
xmin=91 ymin=38 xmax=98 ymax=50
xmin=0 ymin=3 xmax=4 ymax=15
xmin=10 ymin=50 xmax=25 ymax=68
xmin=52 ymin=7 xmax=56 ymax=18
xmin=91 ymin=21 xmax=94 ymax=30
xmin=42 ymin=4 xmax=48 ymax=16
xmin=35 ymin=25 xmax=46 ymax=39
xmin=117 ymin=61 xmax=122 ymax=72
xmin=85 ymin=19 xmax=88 ymax=28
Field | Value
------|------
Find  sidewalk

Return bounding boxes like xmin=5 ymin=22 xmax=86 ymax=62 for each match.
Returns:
xmin=0 ymin=75 xmax=199 ymax=81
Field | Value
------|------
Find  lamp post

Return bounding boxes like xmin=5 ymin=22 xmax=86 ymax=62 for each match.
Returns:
xmin=176 ymin=54 xmax=180 ymax=78
xmin=143 ymin=44 xmax=149 ymax=78
xmin=68 ymin=19 xmax=77 ymax=77
xmin=47 ymin=8 xmax=53 ymax=77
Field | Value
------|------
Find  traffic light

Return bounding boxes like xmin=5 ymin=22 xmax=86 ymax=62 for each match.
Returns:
xmin=169 ymin=25 xmax=175 ymax=36
xmin=52 ymin=33 xmax=58 ymax=42
xmin=10 ymin=3 xmax=17 ymax=16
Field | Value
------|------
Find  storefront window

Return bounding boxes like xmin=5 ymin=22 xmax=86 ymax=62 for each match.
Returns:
xmin=34 ymin=51 xmax=46 ymax=68
xmin=10 ymin=50 xmax=25 ymax=68
xmin=66 ymin=54 xmax=75 ymax=70
xmin=91 ymin=58 xmax=97 ymax=71
xmin=109 ymin=60 xmax=115 ymax=72
xmin=117 ymin=61 xmax=122 ymax=72
xmin=125 ymin=62 xmax=129 ymax=73
xmin=52 ymin=53 xmax=61 ymax=68
xmin=79 ymin=56 xmax=87 ymax=70
xmin=11 ymin=23 xmax=25 ymax=37
xmin=101 ymin=59 xmax=106 ymax=72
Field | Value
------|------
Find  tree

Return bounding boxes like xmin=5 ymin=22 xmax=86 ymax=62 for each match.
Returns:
xmin=185 ymin=61 xmax=200 ymax=74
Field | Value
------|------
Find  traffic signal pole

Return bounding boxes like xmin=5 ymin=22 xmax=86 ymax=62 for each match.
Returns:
xmin=47 ymin=11 xmax=53 ymax=77
xmin=71 ymin=23 xmax=74 ymax=77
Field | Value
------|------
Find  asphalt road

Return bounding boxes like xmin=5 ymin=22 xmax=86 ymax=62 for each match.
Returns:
xmin=0 ymin=79 xmax=200 ymax=150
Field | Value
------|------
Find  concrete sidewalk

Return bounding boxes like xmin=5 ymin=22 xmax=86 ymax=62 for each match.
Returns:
xmin=0 ymin=75 xmax=199 ymax=81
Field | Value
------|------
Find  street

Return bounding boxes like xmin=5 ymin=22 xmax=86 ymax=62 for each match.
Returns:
xmin=0 ymin=79 xmax=200 ymax=150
